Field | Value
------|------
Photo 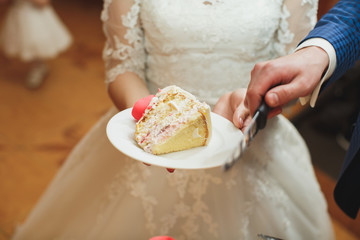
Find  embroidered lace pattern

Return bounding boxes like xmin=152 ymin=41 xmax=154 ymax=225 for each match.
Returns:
xmin=102 ymin=0 xmax=145 ymax=85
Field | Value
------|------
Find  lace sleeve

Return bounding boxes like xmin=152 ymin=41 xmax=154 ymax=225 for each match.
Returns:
xmin=275 ymin=0 xmax=318 ymax=55
xmin=101 ymin=0 xmax=145 ymax=85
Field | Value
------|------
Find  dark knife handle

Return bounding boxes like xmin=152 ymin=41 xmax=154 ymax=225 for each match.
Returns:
xmin=255 ymin=100 xmax=270 ymax=130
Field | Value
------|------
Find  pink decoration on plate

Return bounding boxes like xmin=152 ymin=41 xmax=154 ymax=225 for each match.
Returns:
xmin=131 ymin=95 xmax=155 ymax=121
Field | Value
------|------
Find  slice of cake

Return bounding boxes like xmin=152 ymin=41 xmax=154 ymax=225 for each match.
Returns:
xmin=134 ymin=85 xmax=212 ymax=155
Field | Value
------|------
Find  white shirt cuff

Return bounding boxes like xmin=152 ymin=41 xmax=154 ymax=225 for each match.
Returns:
xmin=295 ymin=38 xmax=337 ymax=107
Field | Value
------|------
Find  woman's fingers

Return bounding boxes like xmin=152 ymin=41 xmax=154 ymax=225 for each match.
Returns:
xmin=143 ymin=163 xmax=175 ymax=173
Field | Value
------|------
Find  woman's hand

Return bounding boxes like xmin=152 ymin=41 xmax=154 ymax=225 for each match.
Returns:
xmin=143 ymin=163 xmax=175 ymax=173
xmin=213 ymin=88 xmax=252 ymax=132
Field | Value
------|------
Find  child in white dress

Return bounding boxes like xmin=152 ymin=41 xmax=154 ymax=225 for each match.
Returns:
xmin=0 ymin=0 xmax=72 ymax=89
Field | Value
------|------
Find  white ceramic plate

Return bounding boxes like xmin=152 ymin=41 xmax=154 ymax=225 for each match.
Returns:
xmin=106 ymin=108 xmax=243 ymax=169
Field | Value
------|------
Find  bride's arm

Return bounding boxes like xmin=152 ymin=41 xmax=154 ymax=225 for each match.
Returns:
xmin=102 ymin=0 xmax=149 ymax=111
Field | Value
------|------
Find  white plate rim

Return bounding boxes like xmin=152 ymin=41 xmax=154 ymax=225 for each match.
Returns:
xmin=106 ymin=108 xmax=242 ymax=169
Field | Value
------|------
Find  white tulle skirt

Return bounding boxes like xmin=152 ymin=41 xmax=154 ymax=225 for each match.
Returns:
xmin=0 ymin=0 xmax=72 ymax=61
xmin=11 ymin=107 xmax=335 ymax=240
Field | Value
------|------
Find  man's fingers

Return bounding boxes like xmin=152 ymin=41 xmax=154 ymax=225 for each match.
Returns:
xmin=247 ymin=61 xmax=291 ymax=115
xmin=265 ymin=76 xmax=313 ymax=107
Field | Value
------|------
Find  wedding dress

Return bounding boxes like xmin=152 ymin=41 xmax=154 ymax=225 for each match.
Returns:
xmin=12 ymin=0 xmax=335 ymax=239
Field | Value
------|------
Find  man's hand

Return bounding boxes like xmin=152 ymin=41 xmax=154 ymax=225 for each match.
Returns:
xmin=214 ymin=46 xmax=329 ymax=130
xmin=246 ymin=46 xmax=329 ymax=117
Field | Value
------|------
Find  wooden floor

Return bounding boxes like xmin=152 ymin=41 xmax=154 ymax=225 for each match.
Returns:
xmin=0 ymin=1 xmax=359 ymax=239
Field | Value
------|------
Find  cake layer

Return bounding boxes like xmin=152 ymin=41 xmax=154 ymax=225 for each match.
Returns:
xmin=135 ymin=85 xmax=212 ymax=155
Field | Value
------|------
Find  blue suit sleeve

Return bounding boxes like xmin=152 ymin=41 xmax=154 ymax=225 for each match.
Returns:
xmin=299 ymin=0 xmax=360 ymax=90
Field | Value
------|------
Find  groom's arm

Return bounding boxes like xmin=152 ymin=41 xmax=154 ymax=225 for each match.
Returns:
xmin=299 ymin=0 xmax=360 ymax=92
xmin=244 ymin=0 xmax=360 ymax=117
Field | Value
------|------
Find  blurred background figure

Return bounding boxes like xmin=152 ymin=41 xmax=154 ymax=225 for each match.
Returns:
xmin=0 ymin=0 xmax=72 ymax=89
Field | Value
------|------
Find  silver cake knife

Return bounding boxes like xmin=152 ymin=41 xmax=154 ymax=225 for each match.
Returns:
xmin=257 ymin=234 xmax=283 ymax=240
xmin=223 ymin=100 xmax=270 ymax=171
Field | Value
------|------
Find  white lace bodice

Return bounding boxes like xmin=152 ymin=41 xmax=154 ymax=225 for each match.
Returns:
xmin=102 ymin=0 xmax=317 ymax=106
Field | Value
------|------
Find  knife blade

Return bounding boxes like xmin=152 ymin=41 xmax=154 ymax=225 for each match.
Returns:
xmin=223 ymin=100 xmax=270 ymax=171
xmin=257 ymin=234 xmax=283 ymax=240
